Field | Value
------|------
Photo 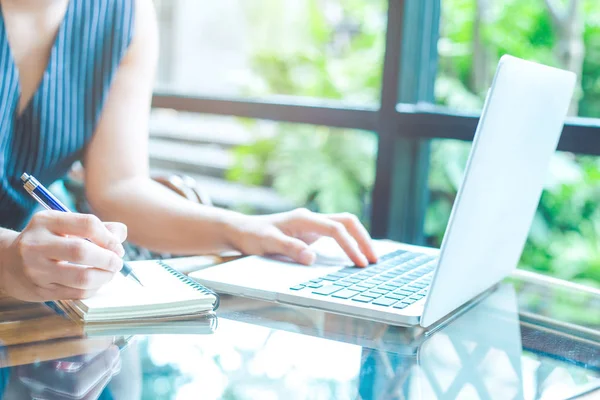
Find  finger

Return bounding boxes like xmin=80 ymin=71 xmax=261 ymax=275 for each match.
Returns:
xmin=295 ymin=232 xmax=321 ymax=245
xmin=295 ymin=215 xmax=368 ymax=267
xmin=46 ymin=237 xmax=123 ymax=273
xmin=262 ymin=232 xmax=316 ymax=265
xmin=36 ymin=211 xmax=124 ymax=255
xmin=328 ymin=213 xmax=378 ymax=263
xmin=103 ymin=222 xmax=127 ymax=257
xmin=37 ymin=284 xmax=99 ymax=301
xmin=104 ymin=222 xmax=128 ymax=244
xmin=48 ymin=262 xmax=116 ymax=290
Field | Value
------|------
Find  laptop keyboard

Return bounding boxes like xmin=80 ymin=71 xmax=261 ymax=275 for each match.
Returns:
xmin=289 ymin=250 xmax=437 ymax=309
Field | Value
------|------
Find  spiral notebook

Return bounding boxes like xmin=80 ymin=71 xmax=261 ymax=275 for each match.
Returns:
xmin=57 ymin=260 xmax=219 ymax=323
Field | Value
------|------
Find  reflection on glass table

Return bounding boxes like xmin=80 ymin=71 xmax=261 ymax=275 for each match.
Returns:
xmin=0 ymin=337 xmax=141 ymax=400
xmin=1 ymin=276 xmax=598 ymax=400
xmin=13 ymin=345 xmax=121 ymax=400
xmin=205 ymin=282 xmax=598 ymax=400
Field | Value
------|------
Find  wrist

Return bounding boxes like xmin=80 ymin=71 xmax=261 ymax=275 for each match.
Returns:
xmin=219 ymin=211 xmax=255 ymax=253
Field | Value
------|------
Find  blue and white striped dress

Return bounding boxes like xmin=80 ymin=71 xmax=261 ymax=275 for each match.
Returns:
xmin=0 ymin=0 xmax=134 ymax=230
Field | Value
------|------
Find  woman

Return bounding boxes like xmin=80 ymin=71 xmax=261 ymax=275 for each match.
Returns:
xmin=0 ymin=0 xmax=377 ymax=302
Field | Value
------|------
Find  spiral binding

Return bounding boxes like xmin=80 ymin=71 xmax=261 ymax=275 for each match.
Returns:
xmin=156 ymin=260 xmax=220 ymax=310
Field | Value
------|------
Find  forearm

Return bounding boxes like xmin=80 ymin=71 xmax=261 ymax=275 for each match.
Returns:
xmin=87 ymin=177 xmax=247 ymax=255
xmin=0 ymin=228 xmax=19 ymax=290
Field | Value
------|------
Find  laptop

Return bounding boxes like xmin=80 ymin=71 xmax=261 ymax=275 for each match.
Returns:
xmin=191 ymin=55 xmax=576 ymax=328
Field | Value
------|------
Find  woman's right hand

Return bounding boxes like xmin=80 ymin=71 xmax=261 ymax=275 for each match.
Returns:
xmin=0 ymin=211 xmax=127 ymax=302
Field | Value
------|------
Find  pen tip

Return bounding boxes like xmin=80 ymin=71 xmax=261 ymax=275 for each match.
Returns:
xmin=131 ymin=274 xmax=144 ymax=287
xmin=21 ymin=173 xmax=30 ymax=182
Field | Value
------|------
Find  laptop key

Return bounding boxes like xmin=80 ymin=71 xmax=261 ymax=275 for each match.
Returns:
xmin=355 ymin=282 xmax=376 ymax=289
xmin=384 ymin=282 xmax=402 ymax=289
xmin=393 ymin=303 xmax=409 ymax=309
xmin=348 ymin=285 xmax=367 ymax=293
xmin=290 ymin=285 xmax=306 ymax=291
xmin=371 ymin=288 xmax=390 ymax=295
xmin=389 ymin=269 xmax=406 ymax=275
xmin=363 ymin=279 xmax=381 ymax=285
xmin=402 ymin=287 xmax=418 ymax=293
xmin=394 ymin=289 xmax=413 ymax=296
xmin=362 ymin=291 xmax=383 ymax=299
xmin=333 ymin=281 xmax=353 ymax=287
xmin=386 ymin=293 xmax=408 ymax=301
xmin=378 ymin=285 xmax=397 ymax=291
xmin=379 ymin=250 xmax=400 ymax=261
xmin=355 ymin=272 xmax=376 ymax=278
xmin=312 ymin=285 xmax=344 ymax=296
xmin=306 ymin=282 xmax=323 ymax=288
xmin=344 ymin=278 xmax=362 ymax=284
xmin=324 ymin=273 xmax=348 ymax=279
xmin=371 ymin=297 xmax=398 ymax=307
xmin=332 ymin=289 xmax=360 ymax=299
xmin=352 ymin=295 xmax=374 ymax=303
xmin=338 ymin=268 xmax=358 ymax=274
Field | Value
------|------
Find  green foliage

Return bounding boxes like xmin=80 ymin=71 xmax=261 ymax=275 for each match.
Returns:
xmin=227 ymin=135 xmax=277 ymax=187
xmin=228 ymin=0 xmax=384 ymax=220
xmin=434 ymin=0 xmax=600 ymax=287
xmin=227 ymin=126 xmax=377 ymax=218
xmin=580 ymin=3 xmax=600 ymax=118
xmin=525 ymin=156 xmax=600 ymax=284
xmin=425 ymin=140 xmax=471 ymax=237
xmin=242 ymin=0 xmax=384 ymax=103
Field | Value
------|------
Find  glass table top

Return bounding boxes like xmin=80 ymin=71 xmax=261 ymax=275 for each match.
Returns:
xmin=0 ymin=273 xmax=598 ymax=400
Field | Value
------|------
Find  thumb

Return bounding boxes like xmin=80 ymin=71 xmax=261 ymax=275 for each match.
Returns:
xmin=103 ymin=222 xmax=128 ymax=243
xmin=263 ymin=232 xmax=316 ymax=265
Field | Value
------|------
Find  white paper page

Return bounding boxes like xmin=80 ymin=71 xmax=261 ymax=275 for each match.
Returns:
xmin=79 ymin=261 xmax=210 ymax=311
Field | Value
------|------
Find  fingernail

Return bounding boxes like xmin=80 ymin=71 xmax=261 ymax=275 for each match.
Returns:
xmin=114 ymin=244 xmax=125 ymax=258
xmin=298 ymin=249 xmax=316 ymax=265
xmin=358 ymin=254 xmax=368 ymax=267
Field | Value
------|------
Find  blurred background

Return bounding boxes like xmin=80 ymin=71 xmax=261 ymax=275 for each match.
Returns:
xmin=149 ymin=0 xmax=600 ymax=290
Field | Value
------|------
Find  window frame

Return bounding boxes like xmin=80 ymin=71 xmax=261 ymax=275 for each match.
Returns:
xmin=151 ymin=0 xmax=600 ymax=243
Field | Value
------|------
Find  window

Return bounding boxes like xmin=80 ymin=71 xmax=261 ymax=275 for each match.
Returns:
xmin=151 ymin=0 xmax=600 ymax=288
xmin=153 ymin=0 xmax=386 ymax=105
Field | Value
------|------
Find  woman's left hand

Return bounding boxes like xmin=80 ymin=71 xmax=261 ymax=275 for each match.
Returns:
xmin=230 ymin=208 xmax=378 ymax=267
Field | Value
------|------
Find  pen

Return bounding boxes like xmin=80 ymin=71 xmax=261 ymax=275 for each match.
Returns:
xmin=21 ymin=173 xmax=144 ymax=287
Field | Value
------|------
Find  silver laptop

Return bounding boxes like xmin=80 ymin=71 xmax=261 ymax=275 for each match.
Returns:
xmin=191 ymin=55 xmax=576 ymax=328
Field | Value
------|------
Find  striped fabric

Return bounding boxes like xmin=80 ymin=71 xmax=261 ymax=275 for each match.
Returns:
xmin=0 ymin=0 xmax=135 ymax=230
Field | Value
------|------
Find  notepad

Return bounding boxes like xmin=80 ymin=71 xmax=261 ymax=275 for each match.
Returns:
xmin=57 ymin=260 xmax=219 ymax=323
